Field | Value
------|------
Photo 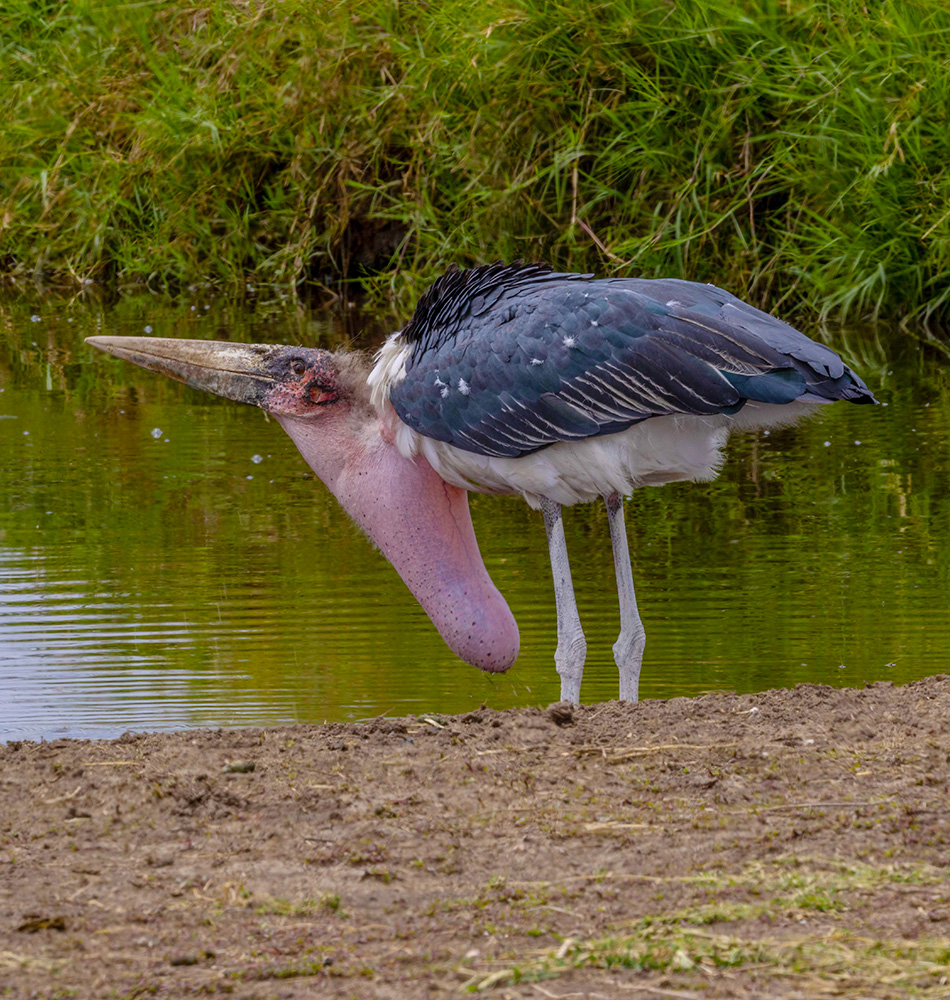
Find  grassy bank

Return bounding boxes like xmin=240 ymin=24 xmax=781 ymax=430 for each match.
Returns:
xmin=3 ymin=0 xmax=950 ymax=323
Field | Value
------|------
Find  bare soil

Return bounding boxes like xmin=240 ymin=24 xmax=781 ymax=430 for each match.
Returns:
xmin=2 ymin=678 xmax=950 ymax=1000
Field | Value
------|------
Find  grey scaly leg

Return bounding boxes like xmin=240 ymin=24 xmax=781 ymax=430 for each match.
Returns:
xmin=605 ymin=493 xmax=645 ymax=702
xmin=541 ymin=497 xmax=586 ymax=704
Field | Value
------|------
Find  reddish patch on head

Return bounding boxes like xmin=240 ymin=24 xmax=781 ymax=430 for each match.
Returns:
xmin=260 ymin=351 xmax=343 ymax=417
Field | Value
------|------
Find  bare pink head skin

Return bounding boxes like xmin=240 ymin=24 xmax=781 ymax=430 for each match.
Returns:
xmin=84 ymin=337 xmax=519 ymax=672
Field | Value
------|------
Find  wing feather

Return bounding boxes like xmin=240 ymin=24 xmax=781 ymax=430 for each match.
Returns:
xmin=387 ymin=264 xmax=875 ymax=458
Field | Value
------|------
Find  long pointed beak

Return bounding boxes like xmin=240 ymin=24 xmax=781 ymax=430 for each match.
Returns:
xmin=86 ymin=336 xmax=276 ymax=407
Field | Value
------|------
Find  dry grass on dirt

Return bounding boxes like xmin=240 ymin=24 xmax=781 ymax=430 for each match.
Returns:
xmin=2 ymin=677 xmax=950 ymax=999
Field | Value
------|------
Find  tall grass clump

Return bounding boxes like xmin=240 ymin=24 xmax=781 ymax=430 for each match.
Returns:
xmin=2 ymin=0 xmax=949 ymax=324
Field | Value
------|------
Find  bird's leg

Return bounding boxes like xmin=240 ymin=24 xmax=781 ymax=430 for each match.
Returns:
xmin=540 ymin=497 xmax=587 ymax=704
xmin=605 ymin=493 xmax=645 ymax=702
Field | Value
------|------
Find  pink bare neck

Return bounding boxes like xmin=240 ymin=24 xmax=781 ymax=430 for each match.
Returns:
xmin=277 ymin=413 xmax=519 ymax=672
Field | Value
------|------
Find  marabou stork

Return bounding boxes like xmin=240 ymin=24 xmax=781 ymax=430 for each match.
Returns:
xmin=88 ymin=262 xmax=875 ymax=703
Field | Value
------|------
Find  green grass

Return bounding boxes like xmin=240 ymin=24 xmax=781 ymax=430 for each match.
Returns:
xmin=461 ymin=929 xmax=950 ymax=992
xmin=3 ymin=0 xmax=950 ymax=323
xmin=457 ymin=859 xmax=950 ymax=993
xmin=253 ymin=893 xmax=343 ymax=917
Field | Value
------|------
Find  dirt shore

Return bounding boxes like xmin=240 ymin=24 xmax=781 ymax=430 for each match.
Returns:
xmin=2 ymin=678 xmax=949 ymax=999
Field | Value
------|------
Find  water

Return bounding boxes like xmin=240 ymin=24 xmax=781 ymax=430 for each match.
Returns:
xmin=1 ymin=290 xmax=948 ymax=741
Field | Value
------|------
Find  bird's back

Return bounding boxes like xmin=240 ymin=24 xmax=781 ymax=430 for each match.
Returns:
xmin=380 ymin=262 xmax=875 ymax=465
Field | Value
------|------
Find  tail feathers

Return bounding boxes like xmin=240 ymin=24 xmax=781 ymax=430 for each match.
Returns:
xmin=805 ymin=368 xmax=877 ymax=404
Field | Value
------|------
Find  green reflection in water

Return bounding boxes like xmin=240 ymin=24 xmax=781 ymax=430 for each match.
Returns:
xmin=1 ymin=291 xmax=947 ymax=740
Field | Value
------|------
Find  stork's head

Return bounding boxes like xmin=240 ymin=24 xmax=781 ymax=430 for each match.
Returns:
xmin=84 ymin=337 xmax=368 ymax=421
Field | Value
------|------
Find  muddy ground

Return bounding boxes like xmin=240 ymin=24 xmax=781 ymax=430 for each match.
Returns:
xmin=2 ymin=678 xmax=949 ymax=1000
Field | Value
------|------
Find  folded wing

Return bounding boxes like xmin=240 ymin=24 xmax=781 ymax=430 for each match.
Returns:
xmin=389 ymin=264 xmax=875 ymax=459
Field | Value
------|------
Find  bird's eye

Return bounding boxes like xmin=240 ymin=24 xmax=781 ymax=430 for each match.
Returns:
xmin=290 ymin=358 xmax=307 ymax=376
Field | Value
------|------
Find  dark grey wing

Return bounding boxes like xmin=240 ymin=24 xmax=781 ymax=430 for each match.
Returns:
xmin=389 ymin=267 xmax=876 ymax=459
